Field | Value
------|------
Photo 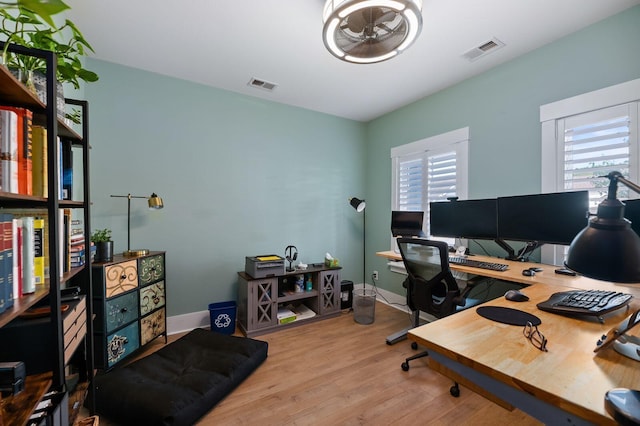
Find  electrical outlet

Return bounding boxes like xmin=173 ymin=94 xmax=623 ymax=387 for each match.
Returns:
xmin=372 ymin=270 xmax=379 ymax=280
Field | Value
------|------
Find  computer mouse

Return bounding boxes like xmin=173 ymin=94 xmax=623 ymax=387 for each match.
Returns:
xmin=522 ymin=269 xmax=535 ymax=276
xmin=529 ymin=267 xmax=544 ymax=272
xmin=505 ymin=289 xmax=530 ymax=302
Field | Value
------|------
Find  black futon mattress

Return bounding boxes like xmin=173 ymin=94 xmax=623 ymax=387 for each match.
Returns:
xmin=94 ymin=328 xmax=268 ymax=426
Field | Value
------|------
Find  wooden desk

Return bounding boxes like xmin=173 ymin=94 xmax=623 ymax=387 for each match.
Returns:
xmin=377 ymin=250 xmax=640 ymax=425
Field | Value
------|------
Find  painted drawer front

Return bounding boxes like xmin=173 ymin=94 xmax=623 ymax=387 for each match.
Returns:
xmin=139 ymin=254 xmax=165 ymax=286
xmin=141 ymin=308 xmax=166 ymax=345
xmin=104 ymin=260 xmax=138 ymax=298
xmin=106 ymin=321 xmax=139 ymax=368
xmin=140 ymin=280 xmax=165 ymax=316
xmin=105 ymin=291 xmax=139 ymax=333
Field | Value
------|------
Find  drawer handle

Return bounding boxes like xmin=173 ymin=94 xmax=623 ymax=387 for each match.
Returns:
xmin=120 ymin=274 xmax=127 ymax=281
xmin=121 ymin=307 xmax=128 ymax=313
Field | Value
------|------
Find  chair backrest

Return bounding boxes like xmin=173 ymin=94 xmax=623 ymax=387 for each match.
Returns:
xmin=397 ymin=238 xmax=461 ymax=318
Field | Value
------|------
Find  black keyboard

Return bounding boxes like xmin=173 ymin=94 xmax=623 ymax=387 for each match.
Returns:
xmin=537 ymin=289 xmax=633 ymax=317
xmin=448 ymin=256 xmax=508 ymax=271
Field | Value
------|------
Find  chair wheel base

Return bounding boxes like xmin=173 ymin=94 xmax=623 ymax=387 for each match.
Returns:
xmin=401 ymin=362 xmax=409 ymax=371
xmin=450 ymin=383 xmax=460 ymax=397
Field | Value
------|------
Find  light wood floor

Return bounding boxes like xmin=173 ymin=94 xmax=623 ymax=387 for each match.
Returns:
xmin=83 ymin=303 xmax=542 ymax=425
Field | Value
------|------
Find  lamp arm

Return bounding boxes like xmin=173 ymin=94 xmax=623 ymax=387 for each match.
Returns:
xmin=613 ymin=174 xmax=640 ymax=198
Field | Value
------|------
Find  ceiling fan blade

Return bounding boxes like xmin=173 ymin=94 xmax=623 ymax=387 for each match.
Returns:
xmin=347 ymin=10 xmax=367 ymax=33
xmin=374 ymin=10 xmax=396 ymax=25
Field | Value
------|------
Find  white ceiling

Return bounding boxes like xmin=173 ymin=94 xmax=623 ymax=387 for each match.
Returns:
xmin=65 ymin=0 xmax=640 ymax=122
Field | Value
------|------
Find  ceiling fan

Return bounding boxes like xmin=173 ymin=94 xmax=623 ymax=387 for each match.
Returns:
xmin=322 ymin=0 xmax=423 ymax=64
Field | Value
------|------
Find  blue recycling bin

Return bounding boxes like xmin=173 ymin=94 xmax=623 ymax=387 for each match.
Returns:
xmin=208 ymin=301 xmax=237 ymax=335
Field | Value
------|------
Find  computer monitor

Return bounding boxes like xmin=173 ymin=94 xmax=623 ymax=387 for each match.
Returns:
xmin=391 ymin=211 xmax=426 ymax=237
xmin=623 ymin=198 xmax=640 ymax=236
xmin=496 ymin=190 xmax=589 ymax=245
xmin=429 ymin=198 xmax=498 ymax=239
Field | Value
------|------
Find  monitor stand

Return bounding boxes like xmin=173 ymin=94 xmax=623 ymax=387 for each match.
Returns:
xmin=494 ymin=238 xmax=543 ymax=262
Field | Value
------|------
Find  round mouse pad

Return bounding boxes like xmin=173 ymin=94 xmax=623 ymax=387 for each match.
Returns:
xmin=476 ymin=306 xmax=541 ymax=326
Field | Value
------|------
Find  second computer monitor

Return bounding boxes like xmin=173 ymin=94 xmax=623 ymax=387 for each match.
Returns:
xmin=429 ymin=198 xmax=498 ymax=239
xmin=496 ymin=190 xmax=589 ymax=245
xmin=391 ymin=211 xmax=426 ymax=237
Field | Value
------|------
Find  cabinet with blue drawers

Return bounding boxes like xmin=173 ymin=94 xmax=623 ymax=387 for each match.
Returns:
xmin=92 ymin=251 xmax=166 ymax=370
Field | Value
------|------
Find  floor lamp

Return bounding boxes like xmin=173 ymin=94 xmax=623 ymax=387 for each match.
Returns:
xmin=349 ymin=197 xmax=366 ymax=287
xmin=111 ymin=192 xmax=164 ymax=256
xmin=350 ymin=197 xmax=375 ymax=324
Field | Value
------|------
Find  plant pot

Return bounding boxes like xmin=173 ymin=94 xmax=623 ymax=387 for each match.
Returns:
xmin=95 ymin=241 xmax=114 ymax=262
xmin=8 ymin=68 xmax=65 ymax=119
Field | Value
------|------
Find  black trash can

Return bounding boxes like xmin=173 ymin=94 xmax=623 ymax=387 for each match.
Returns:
xmin=341 ymin=280 xmax=354 ymax=310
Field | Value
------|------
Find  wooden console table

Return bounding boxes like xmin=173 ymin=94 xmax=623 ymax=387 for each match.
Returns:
xmin=237 ymin=265 xmax=341 ymax=336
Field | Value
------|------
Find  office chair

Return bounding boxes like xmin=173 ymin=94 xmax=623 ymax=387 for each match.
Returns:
xmin=397 ymin=238 xmax=476 ymax=397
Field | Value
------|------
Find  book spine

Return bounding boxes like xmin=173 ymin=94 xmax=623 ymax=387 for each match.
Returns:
xmin=12 ymin=218 xmax=22 ymax=302
xmin=5 ymin=107 xmax=34 ymax=196
xmin=21 ymin=217 xmax=35 ymax=294
xmin=33 ymin=217 xmax=45 ymax=286
xmin=0 ymin=213 xmax=6 ymax=313
xmin=2 ymin=213 xmax=14 ymax=308
xmin=0 ymin=109 xmax=19 ymax=193
xmin=31 ymin=126 xmax=48 ymax=198
xmin=61 ymin=139 xmax=72 ymax=200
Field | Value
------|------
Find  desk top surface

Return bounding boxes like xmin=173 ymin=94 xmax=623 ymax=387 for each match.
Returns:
xmin=376 ymin=250 xmax=640 ymax=424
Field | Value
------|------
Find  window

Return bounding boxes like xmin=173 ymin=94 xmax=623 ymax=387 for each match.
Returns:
xmin=540 ymin=78 xmax=640 ymax=264
xmin=391 ymin=127 xmax=469 ymax=248
xmin=560 ymin=104 xmax=637 ymax=209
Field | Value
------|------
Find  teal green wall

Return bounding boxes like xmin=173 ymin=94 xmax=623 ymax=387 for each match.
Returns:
xmin=366 ymin=6 xmax=640 ymax=295
xmin=85 ymin=6 xmax=640 ymax=314
xmin=85 ymin=61 xmax=366 ymax=316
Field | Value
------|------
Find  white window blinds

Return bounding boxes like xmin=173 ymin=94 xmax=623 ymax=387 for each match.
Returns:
xmin=427 ymin=150 xmax=458 ymax=203
xmin=397 ymin=153 xmax=423 ymax=212
xmin=558 ymin=103 xmax=637 ymax=210
xmin=391 ymin=128 xmax=468 ymax=242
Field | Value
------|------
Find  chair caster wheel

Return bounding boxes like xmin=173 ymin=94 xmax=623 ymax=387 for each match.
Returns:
xmin=401 ymin=362 xmax=409 ymax=371
xmin=411 ymin=342 xmax=418 ymax=350
xmin=450 ymin=384 xmax=460 ymax=397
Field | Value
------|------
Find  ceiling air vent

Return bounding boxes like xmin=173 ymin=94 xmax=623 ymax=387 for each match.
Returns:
xmin=248 ymin=77 xmax=277 ymax=92
xmin=462 ymin=38 xmax=505 ymax=62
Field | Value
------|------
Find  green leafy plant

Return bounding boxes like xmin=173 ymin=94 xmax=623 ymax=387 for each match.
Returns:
xmin=65 ymin=106 xmax=80 ymax=124
xmin=90 ymin=228 xmax=112 ymax=243
xmin=0 ymin=0 xmax=99 ymax=89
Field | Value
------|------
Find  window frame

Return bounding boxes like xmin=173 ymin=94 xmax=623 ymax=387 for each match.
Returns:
xmin=540 ymin=78 xmax=640 ymax=265
xmin=390 ymin=127 xmax=469 ymax=250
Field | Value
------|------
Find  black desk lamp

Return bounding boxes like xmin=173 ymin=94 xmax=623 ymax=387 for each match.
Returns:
xmin=565 ymin=172 xmax=640 ymax=424
xmin=565 ymin=171 xmax=640 ymax=283
xmin=349 ymin=197 xmax=366 ymax=289
xmin=111 ymin=192 xmax=164 ymax=256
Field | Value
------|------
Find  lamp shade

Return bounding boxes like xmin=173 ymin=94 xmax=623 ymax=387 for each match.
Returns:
xmin=349 ymin=197 xmax=366 ymax=212
xmin=565 ymin=198 xmax=640 ymax=283
xmin=148 ymin=193 xmax=164 ymax=209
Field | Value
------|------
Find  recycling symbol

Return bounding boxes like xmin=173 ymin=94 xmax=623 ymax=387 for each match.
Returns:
xmin=214 ymin=313 xmax=232 ymax=329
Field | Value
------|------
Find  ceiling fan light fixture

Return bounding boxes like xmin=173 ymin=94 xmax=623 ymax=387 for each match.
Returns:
xmin=337 ymin=0 xmax=406 ymax=19
xmin=322 ymin=0 xmax=423 ymax=64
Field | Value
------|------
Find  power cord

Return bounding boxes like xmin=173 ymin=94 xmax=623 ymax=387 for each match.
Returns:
xmin=369 ymin=272 xmax=413 ymax=326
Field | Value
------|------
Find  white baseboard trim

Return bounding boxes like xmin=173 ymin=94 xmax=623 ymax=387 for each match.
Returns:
xmin=167 ymin=310 xmax=210 ymax=335
xmin=166 ymin=286 xmax=421 ymax=335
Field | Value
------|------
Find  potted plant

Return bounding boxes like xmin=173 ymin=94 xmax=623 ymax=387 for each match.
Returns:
xmin=0 ymin=0 xmax=99 ymax=115
xmin=91 ymin=228 xmax=113 ymax=262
